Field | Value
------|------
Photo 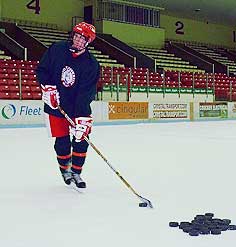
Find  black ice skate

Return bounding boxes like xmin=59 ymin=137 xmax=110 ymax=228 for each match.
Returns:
xmin=72 ymin=173 xmax=86 ymax=188
xmin=62 ymin=171 xmax=73 ymax=185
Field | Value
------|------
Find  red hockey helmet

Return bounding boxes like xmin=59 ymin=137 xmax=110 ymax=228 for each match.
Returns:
xmin=73 ymin=22 xmax=96 ymax=43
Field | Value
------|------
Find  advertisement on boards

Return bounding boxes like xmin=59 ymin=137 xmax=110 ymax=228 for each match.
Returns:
xmin=108 ymin=102 xmax=148 ymax=120
xmin=149 ymin=103 xmax=189 ymax=120
xmin=199 ymin=102 xmax=228 ymax=118
xmin=0 ymin=100 xmax=44 ymax=126
xmin=228 ymin=102 xmax=236 ymax=118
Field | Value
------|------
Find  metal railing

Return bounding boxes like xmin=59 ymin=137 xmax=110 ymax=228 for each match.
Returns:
xmin=71 ymin=16 xmax=84 ymax=29
xmin=1 ymin=17 xmax=59 ymax=29
xmin=98 ymin=67 xmax=236 ymax=102
xmin=96 ymin=0 xmax=160 ymax=28
xmin=0 ymin=30 xmax=27 ymax=60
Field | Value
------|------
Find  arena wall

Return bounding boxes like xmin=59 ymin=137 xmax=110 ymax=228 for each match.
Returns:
xmin=161 ymin=14 xmax=236 ymax=48
xmin=1 ymin=1 xmax=235 ymax=48
xmin=1 ymin=0 xmax=84 ymax=30
xmin=101 ymin=20 xmax=165 ymax=48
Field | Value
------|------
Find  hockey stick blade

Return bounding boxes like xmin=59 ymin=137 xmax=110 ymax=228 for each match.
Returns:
xmin=139 ymin=195 xmax=154 ymax=208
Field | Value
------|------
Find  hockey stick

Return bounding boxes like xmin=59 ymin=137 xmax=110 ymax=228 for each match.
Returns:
xmin=57 ymin=105 xmax=153 ymax=209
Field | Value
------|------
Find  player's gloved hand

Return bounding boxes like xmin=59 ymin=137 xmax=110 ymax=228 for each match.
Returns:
xmin=70 ymin=116 xmax=93 ymax=142
xmin=41 ymin=85 xmax=60 ymax=109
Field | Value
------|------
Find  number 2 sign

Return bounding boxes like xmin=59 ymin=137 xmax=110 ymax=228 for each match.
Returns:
xmin=175 ymin=21 xmax=184 ymax=35
xmin=26 ymin=0 xmax=40 ymax=14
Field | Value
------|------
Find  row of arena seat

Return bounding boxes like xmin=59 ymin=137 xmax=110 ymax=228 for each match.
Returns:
xmin=98 ymin=67 xmax=236 ymax=101
xmin=0 ymin=79 xmax=38 ymax=86
xmin=0 ymin=68 xmax=35 ymax=75
xmin=0 ymin=59 xmax=38 ymax=69
xmin=0 ymin=92 xmax=42 ymax=100
xmin=0 ymin=73 xmax=37 ymax=80
xmin=0 ymin=85 xmax=41 ymax=92
xmin=1 ymin=59 xmax=236 ymax=101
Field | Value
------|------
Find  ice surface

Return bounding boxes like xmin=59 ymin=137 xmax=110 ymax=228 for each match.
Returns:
xmin=1 ymin=121 xmax=236 ymax=247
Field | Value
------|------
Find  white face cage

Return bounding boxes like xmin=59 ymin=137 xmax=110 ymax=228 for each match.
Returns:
xmin=71 ymin=33 xmax=89 ymax=52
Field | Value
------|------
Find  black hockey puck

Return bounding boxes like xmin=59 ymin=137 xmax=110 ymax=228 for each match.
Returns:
xmin=228 ymin=225 xmax=236 ymax=230
xmin=194 ymin=215 xmax=206 ymax=220
xmin=200 ymin=228 xmax=211 ymax=235
xmin=211 ymin=229 xmax=221 ymax=235
xmin=220 ymin=225 xmax=229 ymax=231
xmin=139 ymin=202 xmax=148 ymax=207
xmin=222 ymin=219 xmax=231 ymax=225
xmin=169 ymin=222 xmax=179 ymax=227
xmin=179 ymin=222 xmax=191 ymax=229
xmin=189 ymin=230 xmax=199 ymax=236
xmin=205 ymin=213 xmax=214 ymax=218
xmin=182 ymin=227 xmax=192 ymax=233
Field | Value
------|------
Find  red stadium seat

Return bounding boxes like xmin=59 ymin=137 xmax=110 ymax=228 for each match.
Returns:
xmin=32 ymin=92 xmax=42 ymax=99
xmin=9 ymin=74 xmax=19 ymax=79
xmin=0 ymin=79 xmax=8 ymax=85
xmin=0 ymin=73 xmax=9 ymax=79
xmin=30 ymin=85 xmax=41 ymax=92
xmin=8 ymin=79 xmax=19 ymax=86
xmin=9 ymin=85 xmax=20 ymax=92
xmin=10 ymin=92 xmax=20 ymax=99
xmin=22 ymin=92 xmax=33 ymax=99
xmin=0 ymin=92 xmax=11 ymax=99
xmin=0 ymin=85 xmax=9 ymax=92
xmin=21 ymin=85 xmax=31 ymax=93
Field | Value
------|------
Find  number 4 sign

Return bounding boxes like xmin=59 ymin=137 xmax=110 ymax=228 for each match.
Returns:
xmin=26 ymin=0 xmax=40 ymax=14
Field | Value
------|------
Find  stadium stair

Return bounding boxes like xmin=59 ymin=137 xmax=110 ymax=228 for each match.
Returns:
xmin=187 ymin=44 xmax=236 ymax=74
xmin=0 ymin=49 xmax=11 ymax=60
xmin=132 ymin=45 xmax=205 ymax=73
xmin=19 ymin=25 xmax=125 ymax=68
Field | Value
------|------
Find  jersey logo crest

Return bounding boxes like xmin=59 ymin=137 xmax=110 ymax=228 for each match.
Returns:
xmin=61 ymin=66 xmax=75 ymax=87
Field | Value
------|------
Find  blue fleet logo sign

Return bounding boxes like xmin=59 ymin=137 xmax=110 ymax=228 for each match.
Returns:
xmin=61 ymin=66 xmax=75 ymax=87
xmin=1 ymin=104 xmax=16 ymax=120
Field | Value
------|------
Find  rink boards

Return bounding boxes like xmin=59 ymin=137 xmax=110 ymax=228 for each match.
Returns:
xmin=0 ymin=100 xmax=236 ymax=127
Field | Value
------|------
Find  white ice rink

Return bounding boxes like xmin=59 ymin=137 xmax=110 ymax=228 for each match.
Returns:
xmin=1 ymin=120 xmax=236 ymax=247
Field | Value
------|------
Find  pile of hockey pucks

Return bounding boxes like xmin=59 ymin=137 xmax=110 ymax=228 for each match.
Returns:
xmin=169 ymin=213 xmax=236 ymax=236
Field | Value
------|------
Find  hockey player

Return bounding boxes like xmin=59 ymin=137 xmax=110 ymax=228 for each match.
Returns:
xmin=36 ymin=22 xmax=100 ymax=188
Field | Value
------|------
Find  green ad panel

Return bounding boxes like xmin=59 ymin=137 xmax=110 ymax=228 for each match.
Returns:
xmin=1 ymin=0 xmax=84 ymax=30
xmin=199 ymin=102 xmax=228 ymax=118
xmin=161 ymin=14 xmax=236 ymax=48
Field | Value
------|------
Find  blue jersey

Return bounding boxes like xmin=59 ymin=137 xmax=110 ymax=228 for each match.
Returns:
xmin=36 ymin=41 xmax=100 ymax=118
